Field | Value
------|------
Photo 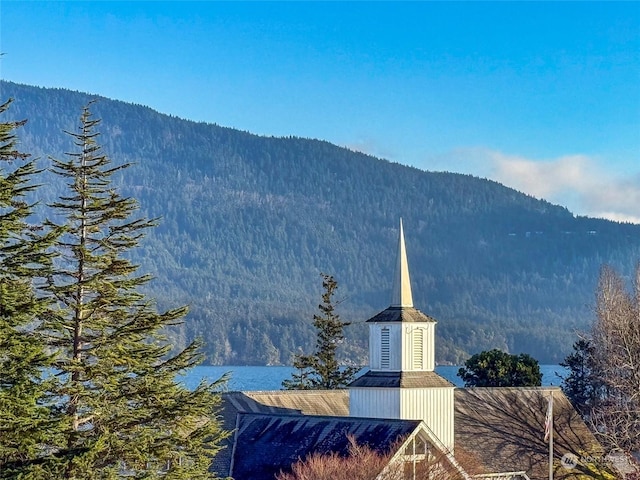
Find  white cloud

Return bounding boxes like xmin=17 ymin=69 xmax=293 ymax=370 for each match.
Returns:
xmin=491 ymin=153 xmax=592 ymax=197
xmin=429 ymin=148 xmax=640 ymax=224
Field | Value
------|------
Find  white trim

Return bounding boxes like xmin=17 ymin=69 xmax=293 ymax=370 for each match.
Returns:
xmin=384 ymin=421 xmax=472 ymax=480
xmin=472 ymin=472 xmax=531 ymax=480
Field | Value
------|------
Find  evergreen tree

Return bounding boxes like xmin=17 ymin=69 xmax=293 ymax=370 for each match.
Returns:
xmin=283 ymin=273 xmax=358 ymax=390
xmin=559 ymin=338 xmax=602 ymax=416
xmin=0 ymin=99 xmax=60 ymax=478
xmin=457 ymin=349 xmax=542 ymax=387
xmin=43 ymin=104 xmax=227 ymax=479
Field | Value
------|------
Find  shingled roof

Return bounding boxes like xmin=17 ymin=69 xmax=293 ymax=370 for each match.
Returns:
xmin=229 ymin=413 xmax=423 ymax=480
xmin=213 ymin=388 xmax=605 ymax=479
xmin=366 ymin=306 xmax=438 ymax=323
xmin=243 ymin=389 xmax=350 ymax=416
xmin=212 ymin=390 xmax=350 ymax=477
xmin=349 ymin=370 xmax=454 ymax=388
xmin=454 ymin=387 xmax=604 ymax=480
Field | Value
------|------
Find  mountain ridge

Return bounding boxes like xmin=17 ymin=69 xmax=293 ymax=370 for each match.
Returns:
xmin=2 ymin=79 xmax=639 ymax=365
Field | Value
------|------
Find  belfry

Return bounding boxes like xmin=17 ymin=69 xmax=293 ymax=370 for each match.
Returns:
xmin=349 ymin=219 xmax=455 ymax=451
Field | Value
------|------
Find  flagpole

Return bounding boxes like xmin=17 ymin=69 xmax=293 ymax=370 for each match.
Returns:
xmin=549 ymin=390 xmax=554 ymax=480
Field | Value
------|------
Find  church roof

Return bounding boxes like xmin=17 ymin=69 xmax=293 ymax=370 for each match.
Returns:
xmin=454 ymin=387 xmax=604 ymax=480
xmin=212 ymin=391 xmax=350 ymax=477
xmin=366 ymin=305 xmax=438 ymax=323
xmin=229 ymin=413 xmax=422 ymax=480
xmin=231 ymin=389 xmax=349 ymax=416
xmin=349 ymin=370 xmax=454 ymax=388
xmin=214 ymin=387 xmax=605 ymax=480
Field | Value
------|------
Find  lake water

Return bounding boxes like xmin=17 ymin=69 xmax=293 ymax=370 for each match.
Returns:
xmin=179 ymin=365 xmax=568 ymax=391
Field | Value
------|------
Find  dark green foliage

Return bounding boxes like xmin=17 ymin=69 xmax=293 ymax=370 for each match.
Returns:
xmin=0 ymin=99 xmax=61 ymax=479
xmin=42 ymin=104 xmax=227 ymax=478
xmin=559 ymin=339 xmax=602 ymax=415
xmin=3 ymin=80 xmax=640 ymax=365
xmin=283 ymin=274 xmax=359 ymax=389
xmin=457 ymin=349 xmax=542 ymax=387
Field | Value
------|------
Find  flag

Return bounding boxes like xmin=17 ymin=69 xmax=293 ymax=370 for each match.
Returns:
xmin=544 ymin=394 xmax=553 ymax=441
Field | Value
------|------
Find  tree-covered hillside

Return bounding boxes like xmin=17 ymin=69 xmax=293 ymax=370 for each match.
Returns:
xmin=2 ymin=80 xmax=639 ymax=364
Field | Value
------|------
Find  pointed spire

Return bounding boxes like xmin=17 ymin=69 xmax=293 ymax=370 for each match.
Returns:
xmin=391 ymin=218 xmax=414 ymax=308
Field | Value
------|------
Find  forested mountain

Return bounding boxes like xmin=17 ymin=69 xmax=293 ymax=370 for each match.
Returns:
xmin=2 ymin=80 xmax=639 ymax=365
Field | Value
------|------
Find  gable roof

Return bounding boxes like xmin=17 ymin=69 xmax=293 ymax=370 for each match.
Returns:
xmin=229 ymin=413 xmax=422 ymax=480
xmin=212 ymin=390 xmax=350 ymax=477
xmin=454 ymin=387 xmax=604 ymax=480
xmin=213 ymin=387 xmax=602 ymax=479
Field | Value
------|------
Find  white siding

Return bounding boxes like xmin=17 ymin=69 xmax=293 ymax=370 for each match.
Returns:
xmin=400 ymin=388 xmax=455 ymax=452
xmin=401 ymin=323 xmax=435 ymax=372
xmin=369 ymin=324 xmax=402 ymax=371
xmin=369 ymin=324 xmax=381 ymax=367
xmin=350 ymin=387 xmax=455 ymax=452
xmin=350 ymin=388 xmax=400 ymax=419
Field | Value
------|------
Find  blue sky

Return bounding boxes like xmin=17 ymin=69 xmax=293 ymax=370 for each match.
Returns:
xmin=1 ymin=1 xmax=639 ymax=222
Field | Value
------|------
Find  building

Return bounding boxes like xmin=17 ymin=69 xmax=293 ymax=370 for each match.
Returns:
xmin=349 ymin=219 xmax=455 ymax=452
xmin=213 ymin=220 xmax=605 ymax=480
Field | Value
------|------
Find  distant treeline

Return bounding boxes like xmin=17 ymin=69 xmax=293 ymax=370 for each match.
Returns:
xmin=3 ymin=80 xmax=639 ymax=364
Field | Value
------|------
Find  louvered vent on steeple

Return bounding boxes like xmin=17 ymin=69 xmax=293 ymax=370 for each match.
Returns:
xmin=412 ymin=329 xmax=424 ymax=369
xmin=381 ymin=328 xmax=390 ymax=369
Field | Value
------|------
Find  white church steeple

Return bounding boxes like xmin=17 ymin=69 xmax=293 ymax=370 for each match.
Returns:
xmin=391 ymin=218 xmax=413 ymax=308
xmin=349 ymin=219 xmax=455 ymax=452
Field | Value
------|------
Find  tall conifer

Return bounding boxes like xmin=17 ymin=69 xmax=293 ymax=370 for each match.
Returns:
xmin=0 ymin=99 xmax=60 ymax=478
xmin=283 ymin=273 xmax=358 ymax=390
xmin=44 ymin=104 xmax=227 ymax=479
